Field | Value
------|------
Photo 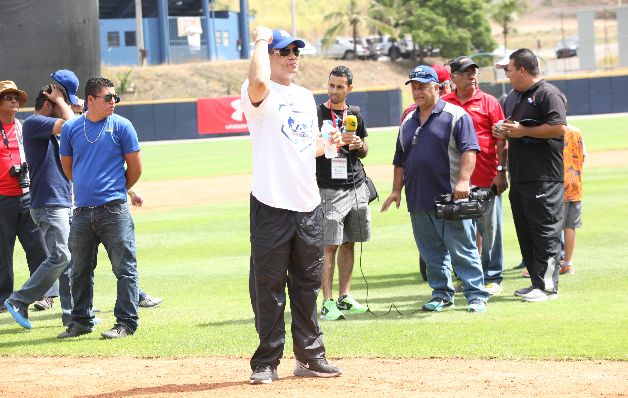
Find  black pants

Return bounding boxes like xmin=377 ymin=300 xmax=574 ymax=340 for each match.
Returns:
xmin=249 ymin=194 xmax=326 ymax=370
xmin=0 ymin=193 xmax=48 ymax=303
xmin=509 ymin=181 xmax=564 ymax=293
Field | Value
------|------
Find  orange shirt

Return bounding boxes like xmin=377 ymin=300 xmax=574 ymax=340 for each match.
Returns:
xmin=563 ymin=124 xmax=585 ymax=202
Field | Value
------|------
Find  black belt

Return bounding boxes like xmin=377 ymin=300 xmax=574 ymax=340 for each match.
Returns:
xmin=81 ymin=199 xmax=126 ymax=209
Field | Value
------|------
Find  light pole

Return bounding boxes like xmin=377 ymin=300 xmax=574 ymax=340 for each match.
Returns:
xmin=135 ymin=0 xmax=146 ymax=65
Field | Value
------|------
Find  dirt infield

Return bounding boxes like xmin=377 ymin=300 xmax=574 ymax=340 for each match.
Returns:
xmin=1 ymin=356 xmax=626 ymax=397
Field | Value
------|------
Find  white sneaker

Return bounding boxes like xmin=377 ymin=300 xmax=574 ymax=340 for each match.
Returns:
xmin=520 ymin=288 xmax=559 ymax=303
xmin=485 ymin=282 xmax=503 ymax=295
xmin=514 ymin=286 xmax=535 ymax=297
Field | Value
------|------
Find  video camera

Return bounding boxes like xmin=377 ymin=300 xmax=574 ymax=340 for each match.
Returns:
xmin=9 ymin=162 xmax=30 ymax=188
xmin=434 ymin=188 xmax=493 ymax=220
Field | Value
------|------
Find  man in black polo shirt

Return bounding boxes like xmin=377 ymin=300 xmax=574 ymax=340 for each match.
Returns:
xmin=316 ymin=66 xmax=369 ymax=321
xmin=493 ymin=48 xmax=568 ymax=302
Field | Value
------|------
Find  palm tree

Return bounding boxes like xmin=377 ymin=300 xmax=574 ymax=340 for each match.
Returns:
xmin=322 ymin=0 xmax=396 ymax=59
xmin=490 ymin=0 xmax=529 ymax=50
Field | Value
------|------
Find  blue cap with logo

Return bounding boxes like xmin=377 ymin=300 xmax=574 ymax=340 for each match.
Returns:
xmin=405 ymin=65 xmax=439 ymax=85
xmin=50 ymin=69 xmax=80 ymax=105
xmin=269 ymin=29 xmax=305 ymax=50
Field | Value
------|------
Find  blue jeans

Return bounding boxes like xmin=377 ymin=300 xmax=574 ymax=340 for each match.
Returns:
xmin=0 ymin=193 xmax=50 ymax=303
xmin=10 ymin=207 xmax=72 ymax=323
xmin=475 ymin=192 xmax=504 ymax=284
xmin=69 ymin=202 xmax=139 ymax=332
xmin=410 ymin=210 xmax=488 ymax=303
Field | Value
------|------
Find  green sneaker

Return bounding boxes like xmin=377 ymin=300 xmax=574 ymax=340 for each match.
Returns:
xmin=336 ymin=294 xmax=368 ymax=315
xmin=320 ymin=299 xmax=344 ymax=320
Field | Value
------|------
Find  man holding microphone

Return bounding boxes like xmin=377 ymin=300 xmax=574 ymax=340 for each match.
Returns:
xmin=316 ymin=66 xmax=370 ymax=321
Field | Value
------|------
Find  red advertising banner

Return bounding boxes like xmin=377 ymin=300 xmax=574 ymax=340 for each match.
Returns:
xmin=197 ymin=96 xmax=249 ymax=135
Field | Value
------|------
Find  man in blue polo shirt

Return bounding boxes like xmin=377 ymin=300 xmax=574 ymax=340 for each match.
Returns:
xmin=4 ymin=75 xmax=82 ymax=329
xmin=59 ymin=76 xmax=142 ymax=339
xmin=381 ymin=65 xmax=489 ymax=312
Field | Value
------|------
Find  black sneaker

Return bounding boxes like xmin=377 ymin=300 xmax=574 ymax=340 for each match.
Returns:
xmin=57 ymin=324 xmax=92 ymax=339
xmin=294 ymin=358 xmax=342 ymax=378
xmin=249 ymin=364 xmax=278 ymax=384
xmin=101 ymin=324 xmax=134 ymax=339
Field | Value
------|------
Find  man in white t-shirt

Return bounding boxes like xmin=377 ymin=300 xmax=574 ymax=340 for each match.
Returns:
xmin=241 ymin=26 xmax=342 ymax=385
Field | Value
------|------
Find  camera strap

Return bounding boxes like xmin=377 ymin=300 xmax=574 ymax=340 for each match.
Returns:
xmin=0 ymin=122 xmax=17 ymax=163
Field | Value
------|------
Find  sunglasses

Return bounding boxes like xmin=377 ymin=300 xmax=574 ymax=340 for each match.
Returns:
xmin=273 ymin=47 xmax=300 ymax=57
xmin=95 ymin=94 xmax=121 ymax=103
xmin=1 ymin=94 xmax=20 ymax=102
xmin=408 ymin=70 xmax=435 ymax=81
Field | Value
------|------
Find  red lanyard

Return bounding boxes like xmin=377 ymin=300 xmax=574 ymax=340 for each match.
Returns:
xmin=325 ymin=100 xmax=347 ymax=129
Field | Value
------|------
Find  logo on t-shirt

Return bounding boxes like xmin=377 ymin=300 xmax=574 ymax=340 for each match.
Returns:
xmin=278 ymin=103 xmax=313 ymax=152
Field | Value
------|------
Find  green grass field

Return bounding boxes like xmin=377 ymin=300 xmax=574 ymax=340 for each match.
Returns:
xmin=1 ymin=116 xmax=627 ymax=360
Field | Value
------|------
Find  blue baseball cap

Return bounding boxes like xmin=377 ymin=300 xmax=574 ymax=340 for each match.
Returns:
xmin=50 ymin=69 xmax=80 ymax=105
xmin=405 ymin=65 xmax=439 ymax=85
xmin=269 ymin=29 xmax=305 ymax=50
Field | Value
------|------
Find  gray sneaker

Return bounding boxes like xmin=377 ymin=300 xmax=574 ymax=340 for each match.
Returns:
xmin=514 ymin=286 xmax=535 ymax=297
xmin=520 ymin=288 xmax=559 ymax=303
xmin=294 ymin=358 xmax=342 ymax=378
xmin=249 ymin=365 xmax=278 ymax=384
xmin=101 ymin=324 xmax=134 ymax=339
xmin=139 ymin=296 xmax=163 ymax=308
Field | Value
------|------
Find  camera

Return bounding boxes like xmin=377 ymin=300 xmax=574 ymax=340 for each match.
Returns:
xmin=434 ymin=188 xmax=492 ymax=220
xmin=9 ymin=162 xmax=30 ymax=188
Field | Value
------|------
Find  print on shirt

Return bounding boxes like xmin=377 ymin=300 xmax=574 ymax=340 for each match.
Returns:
xmin=279 ymin=102 xmax=314 ymax=153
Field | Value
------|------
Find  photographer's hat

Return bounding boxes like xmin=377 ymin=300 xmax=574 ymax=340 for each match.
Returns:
xmin=0 ymin=81 xmax=27 ymax=107
xmin=51 ymin=69 xmax=80 ymax=105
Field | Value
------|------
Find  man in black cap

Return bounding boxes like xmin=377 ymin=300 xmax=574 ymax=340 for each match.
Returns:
xmin=241 ymin=26 xmax=342 ymax=384
xmin=443 ymin=56 xmax=507 ymax=296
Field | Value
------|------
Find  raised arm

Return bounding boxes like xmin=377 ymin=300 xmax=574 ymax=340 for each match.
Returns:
xmin=247 ymin=26 xmax=273 ymax=105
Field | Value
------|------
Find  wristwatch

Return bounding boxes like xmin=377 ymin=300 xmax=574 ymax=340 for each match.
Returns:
xmin=497 ymin=165 xmax=507 ymax=172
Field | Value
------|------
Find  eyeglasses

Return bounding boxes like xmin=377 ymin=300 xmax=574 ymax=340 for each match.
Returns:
xmin=453 ymin=70 xmax=478 ymax=78
xmin=273 ymin=47 xmax=300 ymax=57
xmin=95 ymin=94 xmax=121 ymax=103
xmin=1 ymin=94 xmax=20 ymax=102
xmin=408 ymin=70 xmax=436 ymax=81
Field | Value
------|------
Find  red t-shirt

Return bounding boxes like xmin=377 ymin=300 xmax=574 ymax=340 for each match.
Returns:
xmin=0 ymin=122 xmax=24 ymax=196
xmin=441 ymin=89 xmax=505 ymax=187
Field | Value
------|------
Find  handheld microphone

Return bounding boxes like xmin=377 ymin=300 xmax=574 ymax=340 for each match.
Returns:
xmin=345 ymin=114 xmax=358 ymax=134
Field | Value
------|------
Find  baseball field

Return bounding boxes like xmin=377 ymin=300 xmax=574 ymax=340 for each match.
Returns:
xmin=1 ymin=114 xmax=627 ymax=397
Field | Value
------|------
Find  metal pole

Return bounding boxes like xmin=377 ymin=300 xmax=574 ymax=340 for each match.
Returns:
xmin=135 ymin=0 xmax=145 ymax=65
xmin=202 ymin=0 xmax=216 ymax=60
xmin=291 ymin=0 xmax=296 ymax=37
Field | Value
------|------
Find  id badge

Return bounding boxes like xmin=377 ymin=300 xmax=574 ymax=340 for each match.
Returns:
xmin=331 ymin=157 xmax=348 ymax=179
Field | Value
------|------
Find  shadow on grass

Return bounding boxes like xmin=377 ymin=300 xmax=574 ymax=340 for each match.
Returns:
xmin=77 ymin=380 xmax=248 ymax=398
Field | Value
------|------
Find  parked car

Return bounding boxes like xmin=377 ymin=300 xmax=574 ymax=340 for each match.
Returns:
xmin=366 ymin=34 xmax=439 ymax=61
xmin=555 ymin=37 xmax=578 ymax=59
xmin=316 ymin=37 xmax=370 ymax=60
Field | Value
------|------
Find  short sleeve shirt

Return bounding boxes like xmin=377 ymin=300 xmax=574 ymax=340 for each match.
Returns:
xmin=0 ymin=121 xmax=26 ymax=196
xmin=393 ymin=99 xmax=479 ymax=212
xmin=22 ymin=114 xmax=72 ymax=208
xmin=315 ymin=104 xmax=368 ymax=189
xmin=442 ymin=89 xmax=505 ymax=187
xmin=241 ymin=79 xmax=320 ymax=212
xmin=563 ymin=125 xmax=585 ymax=202
xmin=503 ymin=80 xmax=567 ymax=183
xmin=60 ymin=113 xmax=140 ymax=207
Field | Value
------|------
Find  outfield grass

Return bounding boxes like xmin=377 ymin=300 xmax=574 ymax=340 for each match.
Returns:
xmin=1 ymin=116 xmax=627 ymax=360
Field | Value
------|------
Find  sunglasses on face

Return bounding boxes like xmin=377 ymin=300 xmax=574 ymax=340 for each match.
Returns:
xmin=273 ymin=47 xmax=300 ymax=57
xmin=94 ymin=94 xmax=121 ymax=103
xmin=1 ymin=94 xmax=20 ymax=102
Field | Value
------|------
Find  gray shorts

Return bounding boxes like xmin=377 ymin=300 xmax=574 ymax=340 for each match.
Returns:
xmin=564 ymin=201 xmax=582 ymax=228
xmin=320 ymin=182 xmax=371 ymax=245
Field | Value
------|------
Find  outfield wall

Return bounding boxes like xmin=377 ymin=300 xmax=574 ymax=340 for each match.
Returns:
xmin=480 ymin=72 xmax=628 ymax=115
xmin=23 ymin=88 xmax=400 ymax=142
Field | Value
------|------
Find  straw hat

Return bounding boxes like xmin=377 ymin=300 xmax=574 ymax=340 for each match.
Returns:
xmin=0 ymin=80 xmax=27 ymax=107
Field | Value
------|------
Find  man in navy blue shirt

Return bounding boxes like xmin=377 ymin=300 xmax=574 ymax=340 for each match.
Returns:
xmin=4 ymin=79 xmax=80 ymax=329
xmin=381 ymin=65 xmax=489 ymax=313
